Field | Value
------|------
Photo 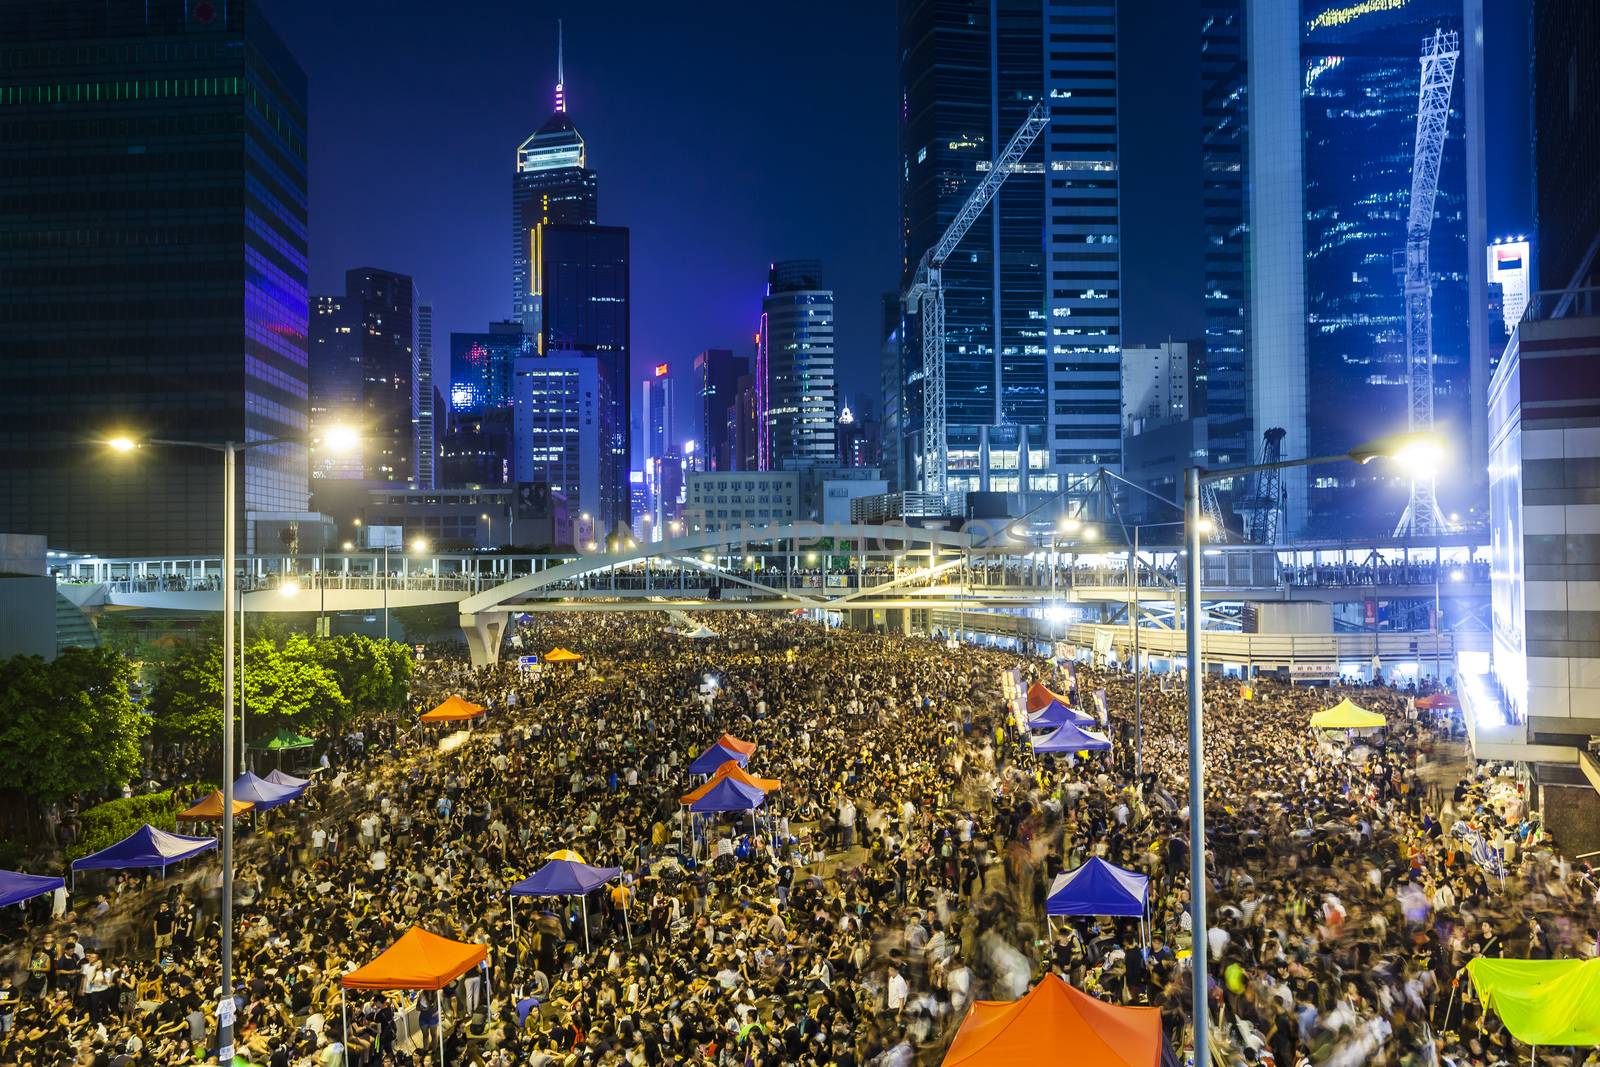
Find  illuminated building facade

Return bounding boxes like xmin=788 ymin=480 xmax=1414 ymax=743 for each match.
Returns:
xmin=1247 ymin=0 xmax=1488 ymax=538
xmin=313 ymin=268 xmax=415 ymax=485
xmin=898 ymin=0 xmax=1121 ymax=497
xmin=761 ymin=261 xmax=837 ymax=470
xmin=512 ymin=30 xmax=598 ymax=336
xmin=450 ymin=322 xmax=532 ymax=413
xmin=512 ymin=353 xmax=608 ymax=529
xmin=0 ymin=0 xmax=310 ymax=555
xmin=694 ymin=348 xmax=747 ymax=471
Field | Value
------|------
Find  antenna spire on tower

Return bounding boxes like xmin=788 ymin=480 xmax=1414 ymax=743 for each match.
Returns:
xmin=554 ymin=19 xmax=566 ymax=114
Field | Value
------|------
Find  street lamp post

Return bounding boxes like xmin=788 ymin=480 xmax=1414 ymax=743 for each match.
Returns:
xmin=1179 ymin=430 xmax=1445 ymax=1067
xmin=106 ymin=426 xmax=355 ymax=1066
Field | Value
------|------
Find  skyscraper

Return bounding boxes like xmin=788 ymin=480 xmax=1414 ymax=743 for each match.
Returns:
xmin=1200 ymin=0 xmax=1250 ymax=474
xmin=1245 ymin=0 xmax=1488 ymax=538
xmin=415 ymin=303 xmax=436 ymax=490
xmin=512 ymin=24 xmax=598 ymax=336
xmin=694 ymin=348 xmax=748 ymax=471
xmin=310 ymin=296 xmax=363 ymax=481
xmin=762 ymin=261 xmax=837 ymax=470
xmin=0 ymin=0 xmax=310 ymax=556
xmin=539 ymin=224 xmax=631 ymax=528
xmin=312 ymin=269 xmax=416 ymax=485
xmin=898 ymin=0 xmax=1122 ymax=497
xmin=1532 ymin=1 xmax=1599 ymax=294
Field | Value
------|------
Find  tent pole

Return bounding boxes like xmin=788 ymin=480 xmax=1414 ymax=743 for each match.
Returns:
xmin=341 ymin=988 xmax=349 ymax=1057
xmin=510 ymin=894 xmax=516 ymax=940
xmin=581 ymin=896 xmax=590 ymax=955
xmin=437 ymin=1004 xmax=445 ymax=1067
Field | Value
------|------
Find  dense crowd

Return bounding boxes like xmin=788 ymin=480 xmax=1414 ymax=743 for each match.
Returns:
xmin=0 ymin=612 xmax=1595 ymax=1067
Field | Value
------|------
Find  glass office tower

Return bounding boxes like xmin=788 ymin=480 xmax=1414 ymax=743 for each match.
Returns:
xmin=898 ymin=0 xmax=1121 ymax=497
xmin=1248 ymin=0 xmax=1488 ymax=538
xmin=0 ymin=0 xmax=310 ymax=555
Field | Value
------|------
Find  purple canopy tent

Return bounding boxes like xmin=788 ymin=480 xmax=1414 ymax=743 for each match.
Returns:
xmin=688 ymin=742 xmax=751 ymax=776
xmin=688 ymin=776 xmax=766 ymax=813
xmin=509 ymin=859 xmax=624 ymax=952
xmin=1045 ymin=856 xmax=1151 ymax=945
xmin=69 ymin=824 xmax=216 ymax=889
xmin=1029 ymin=699 xmax=1097 ymax=730
xmin=233 ymin=771 xmax=305 ymax=810
xmin=0 ymin=869 xmax=64 ymax=909
xmin=264 ymin=768 xmax=310 ymax=790
xmin=1030 ymin=721 xmax=1112 ymax=754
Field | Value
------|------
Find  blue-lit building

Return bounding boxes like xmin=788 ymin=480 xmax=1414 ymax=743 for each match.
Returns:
xmin=0 ymin=0 xmax=310 ymax=556
xmin=1243 ymin=0 xmax=1488 ymax=538
xmin=450 ymin=322 xmax=532 ymax=414
xmin=898 ymin=0 xmax=1122 ymax=498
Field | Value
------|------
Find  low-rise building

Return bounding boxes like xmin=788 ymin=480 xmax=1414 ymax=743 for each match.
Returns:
xmin=682 ymin=471 xmax=800 ymax=535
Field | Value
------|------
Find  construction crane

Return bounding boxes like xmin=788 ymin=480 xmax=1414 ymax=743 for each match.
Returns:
xmin=1395 ymin=29 xmax=1458 ymax=537
xmin=906 ymin=99 xmax=1051 ymax=493
xmin=1240 ymin=427 xmax=1287 ymax=545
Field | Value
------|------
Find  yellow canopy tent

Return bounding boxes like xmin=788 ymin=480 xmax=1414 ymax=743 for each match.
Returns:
xmin=546 ymin=848 xmax=586 ymax=863
xmin=1467 ymin=957 xmax=1600 ymax=1047
xmin=176 ymin=791 xmax=255 ymax=821
xmin=544 ymin=647 xmax=584 ymax=663
xmin=1309 ymin=698 xmax=1387 ymax=730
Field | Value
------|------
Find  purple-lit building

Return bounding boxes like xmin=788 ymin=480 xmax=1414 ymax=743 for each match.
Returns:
xmin=0 ymin=0 xmax=310 ymax=556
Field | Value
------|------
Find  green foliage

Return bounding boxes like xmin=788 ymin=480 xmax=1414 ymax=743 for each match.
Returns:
xmin=0 ymin=647 xmax=148 ymax=806
xmin=149 ymin=632 xmax=412 ymax=747
xmin=146 ymin=641 xmax=224 ymax=746
xmin=68 ymin=790 xmax=180 ymax=861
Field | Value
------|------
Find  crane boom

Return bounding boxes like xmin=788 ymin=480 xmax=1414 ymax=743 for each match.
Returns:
xmin=1396 ymin=29 xmax=1457 ymax=537
xmin=906 ymin=98 xmax=1051 ymax=493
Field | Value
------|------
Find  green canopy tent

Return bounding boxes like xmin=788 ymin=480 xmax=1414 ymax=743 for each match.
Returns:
xmin=247 ymin=728 xmax=316 ymax=770
xmin=1467 ymin=958 xmax=1600 ymax=1053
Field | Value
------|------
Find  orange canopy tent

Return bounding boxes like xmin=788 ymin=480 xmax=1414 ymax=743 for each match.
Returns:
xmin=715 ymin=733 xmax=757 ymax=756
xmin=680 ymin=759 xmax=782 ymax=804
xmin=544 ymin=647 xmax=583 ymax=663
xmin=175 ymin=791 xmax=254 ymax=821
xmin=340 ymin=927 xmax=488 ymax=1065
xmin=1417 ymin=693 xmax=1460 ymax=710
xmin=419 ymin=695 xmax=485 ymax=722
xmin=942 ymin=974 xmax=1167 ymax=1067
xmin=1027 ymin=681 xmax=1072 ymax=714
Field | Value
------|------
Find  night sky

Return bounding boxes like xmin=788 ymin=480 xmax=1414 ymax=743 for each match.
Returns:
xmin=267 ymin=0 xmax=1530 ymax=439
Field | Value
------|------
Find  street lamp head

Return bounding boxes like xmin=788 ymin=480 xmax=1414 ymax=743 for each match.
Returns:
xmin=352 ymin=518 xmax=362 ymax=527
xmin=106 ymin=435 xmax=139 ymax=453
xmin=341 ymin=541 xmax=354 ymax=551
xmin=580 ymin=512 xmax=591 ymax=522
xmin=1057 ymin=516 xmax=1081 ymax=534
xmin=410 ymin=538 xmax=429 ymax=553
xmin=1082 ymin=525 xmax=1100 ymax=542
xmin=480 ymin=513 xmax=489 ymax=521
xmin=280 ymin=579 xmax=301 ymax=597
xmin=1195 ymin=517 xmax=1215 ymax=535
xmin=1348 ymin=430 xmax=1448 ymax=475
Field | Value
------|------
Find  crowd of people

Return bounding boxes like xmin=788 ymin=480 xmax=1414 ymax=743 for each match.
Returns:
xmin=0 ymin=611 xmax=1596 ymax=1067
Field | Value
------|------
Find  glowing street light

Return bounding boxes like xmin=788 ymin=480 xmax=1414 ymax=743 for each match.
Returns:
xmin=279 ymin=579 xmax=301 ymax=597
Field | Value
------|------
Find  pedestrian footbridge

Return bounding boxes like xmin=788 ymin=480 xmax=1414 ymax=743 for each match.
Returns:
xmin=51 ymin=522 xmax=1489 ymax=667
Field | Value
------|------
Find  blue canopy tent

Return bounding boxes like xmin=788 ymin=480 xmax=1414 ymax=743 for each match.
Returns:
xmin=510 ymin=858 xmax=624 ymax=952
xmin=1045 ymin=857 xmax=1151 ymax=945
xmin=233 ymin=771 xmax=305 ymax=810
xmin=1029 ymin=699 xmax=1097 ymax=730
xmin=264 ymin=768 xmax=310 ymax=790
xmin=0 ymin=869 xmax=64 ymax=909
xmin=70 ymin=824 xmax=216 ymax=889
xmin=688 ymin=742 xmax=752 ymax=776
xmin=688 ymin=776 xmax=766 ymax=813
xmin=1031 ymin=721 xmax=1112 ymax=754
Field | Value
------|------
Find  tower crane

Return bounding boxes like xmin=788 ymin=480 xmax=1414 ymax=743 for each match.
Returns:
xmin=1240 ymin=427 xmax=1287 ymax=545
xmin=905 ymin=99 xmax=1051 ymax=493
xmin=1395 ymin=29 xmax=1458 ymax=537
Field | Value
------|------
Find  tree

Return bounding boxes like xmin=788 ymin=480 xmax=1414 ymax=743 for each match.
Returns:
xmin=241 ymin=639 xmax=346 ymax=739
xmin=0 ymin=647 xmax=148 ymax=807
xmin=287 ymin=634 xmax=411 ymax=717
xmin=146 ymin=640 xmax=224 ymax=747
